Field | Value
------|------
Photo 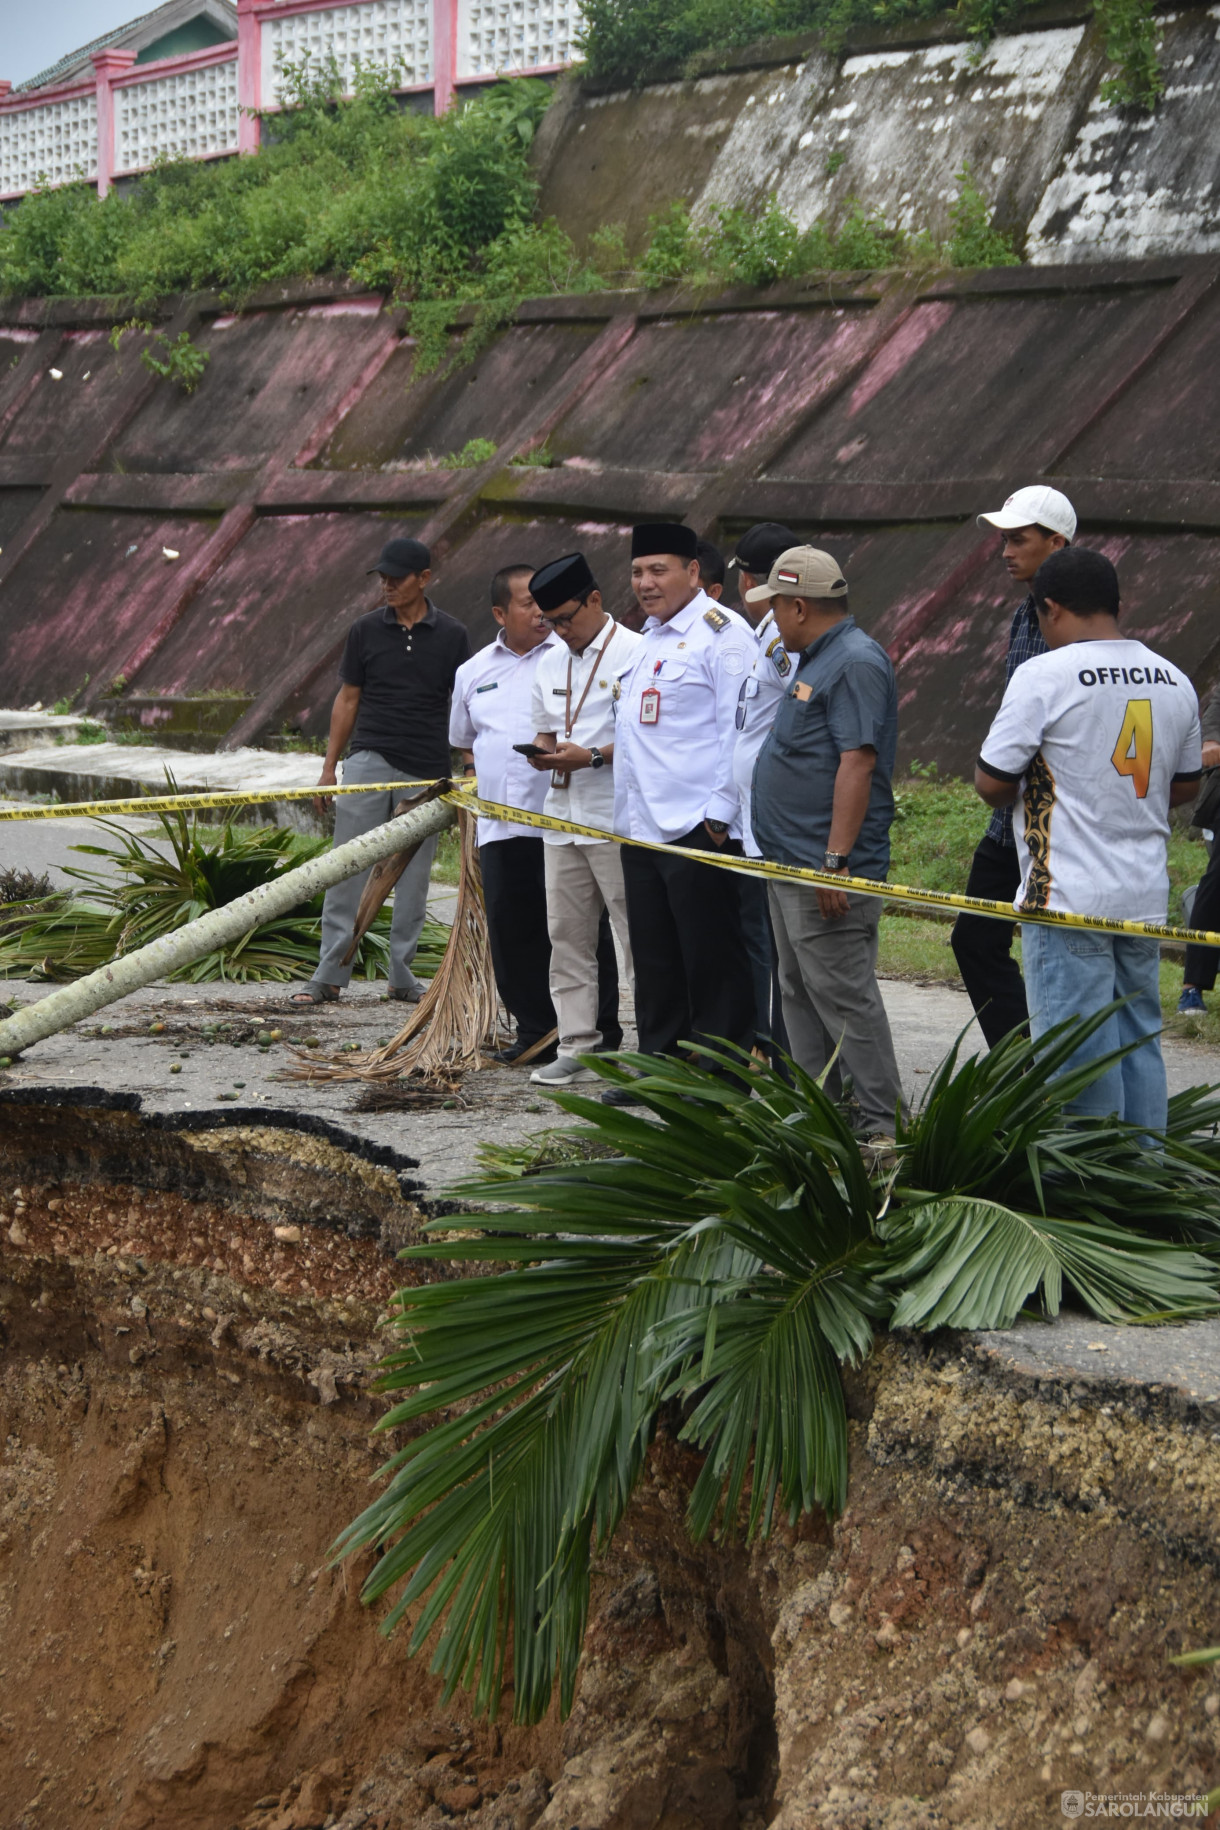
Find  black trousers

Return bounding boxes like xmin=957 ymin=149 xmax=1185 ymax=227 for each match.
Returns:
xmin=480 ymin=837 xmax=621 ymax=1049
xmin=621 ymin=825 xmax=755 ymax=1062
xmin=737 ymin=872 xmax=790 ymax=1062
xmin=1184 ymin=840 xmax=1220 ymax=990
xmin=950 ymin=834 xmax=1029 ymax=1049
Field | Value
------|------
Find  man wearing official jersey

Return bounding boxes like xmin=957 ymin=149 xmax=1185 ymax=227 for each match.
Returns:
xmin=976 ymin=547 xmax=1202 ymax=1130
xmin=607 ymin=522 xmax=756 ymax=1102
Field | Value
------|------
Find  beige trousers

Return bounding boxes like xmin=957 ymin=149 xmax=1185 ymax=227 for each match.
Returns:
xmin=543 ymin=841 xmax=635 ymax=1054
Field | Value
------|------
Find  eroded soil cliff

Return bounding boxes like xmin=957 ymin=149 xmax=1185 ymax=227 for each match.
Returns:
xmin=2 ymin=1101 xmax=1219 ymax=1829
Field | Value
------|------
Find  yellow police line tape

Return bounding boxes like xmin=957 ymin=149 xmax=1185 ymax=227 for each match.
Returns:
xmin=0 ymin=780 xmax=435 ymax=823
xmin=445 ymin=787 xmax=1220 ymax=952
xmin=2 ymin=774 xmax=1217 ymax=951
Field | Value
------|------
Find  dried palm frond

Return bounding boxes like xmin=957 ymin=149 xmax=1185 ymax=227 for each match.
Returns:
xmin=291 ymin=808 xmax=502 ymax=1084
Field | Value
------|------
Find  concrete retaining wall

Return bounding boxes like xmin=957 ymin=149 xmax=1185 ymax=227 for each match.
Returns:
xmin=533 ymin=1 xmax=1220 ymax=267
xmin=2 ymin=270 xmax=1219 ymax=781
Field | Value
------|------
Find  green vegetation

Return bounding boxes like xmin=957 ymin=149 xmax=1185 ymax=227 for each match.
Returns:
xmin=579 ymin=0 xmax=1163 ymax=111
xmin=111 ymin=320 xmax=211 ymax=393
xmin=436 ymin=437 xmax=499 ymax=469
xmin=337 ymin=1030 xmax=1220 ymax=1721
xmin=0 ymin=808 xmax=449 ymax=983
xmin=0 ymin=64 xmax=1020 ymax=325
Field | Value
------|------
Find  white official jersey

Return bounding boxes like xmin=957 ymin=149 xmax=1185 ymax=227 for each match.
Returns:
xmin=731 ymin=607 xmax=800 ymax=858
xmin=611 ymin=589 xmax=753 ymax=844
xmin=449 ymin=629 xmax=562 ymax=844
xmin=980 ymin=638 xmax=1202 ymax=923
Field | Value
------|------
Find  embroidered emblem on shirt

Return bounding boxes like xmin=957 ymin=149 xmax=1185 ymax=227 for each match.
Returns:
xmin=703 ymin=607 xmax=730 ymax=632
xmin=724 ymin=652 xmax=745 ymax=675
xmin=766 ymin=637 xmax=791 ymax=678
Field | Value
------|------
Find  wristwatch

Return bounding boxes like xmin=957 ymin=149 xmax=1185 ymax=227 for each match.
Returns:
xmin=705 ymin=818 xmax=729 ymax=836
xmin=588 ymin=746 xmax=605 ymax=770
xmin=824 ymin=851 xmax=850 ymax=872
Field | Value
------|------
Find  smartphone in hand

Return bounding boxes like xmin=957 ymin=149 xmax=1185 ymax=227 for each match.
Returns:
xmin=512 ymin=743 xmax=546 ymax=758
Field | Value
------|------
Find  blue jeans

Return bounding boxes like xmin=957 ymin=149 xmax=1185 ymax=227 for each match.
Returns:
xmin=1021 ymin=924 xmax=1166 ymax=1130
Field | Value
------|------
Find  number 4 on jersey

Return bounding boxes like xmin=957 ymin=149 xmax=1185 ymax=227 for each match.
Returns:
xmin=1111 ymin=698 xmax=1153 ymax=798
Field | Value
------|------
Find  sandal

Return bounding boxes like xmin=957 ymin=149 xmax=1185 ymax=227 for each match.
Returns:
xmin=290 ymin=982 xmax=341 ymax=1005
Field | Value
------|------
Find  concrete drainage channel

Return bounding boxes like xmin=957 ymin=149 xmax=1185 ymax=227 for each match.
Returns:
xmin=4 ymin=1091 xmax=1220 ymax=1828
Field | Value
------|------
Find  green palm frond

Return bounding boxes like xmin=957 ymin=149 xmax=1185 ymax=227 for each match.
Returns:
xmin=336 ymin=1017 xmax=1220 ymax=1725
xmin=336 ymin=1228 xmax=717 ymax=1720
xmin=880 ymin=1194 xmax=1219 ymax=1329
xmin=0 ymin=803 xmax=448 ymax=982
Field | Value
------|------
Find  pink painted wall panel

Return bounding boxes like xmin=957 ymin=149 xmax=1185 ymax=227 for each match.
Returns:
xmin=0 ymin=329 xmax=125 ymax=460
xmin=0 ymin=509 xmax=218 ymax=705
xmin=138 ymin=511 xmax=425 ymax=698
xmin=768 ymin=288 xmax=1175 ymax=484
xmin=105 ymin=305 xmax=389 ymax=475
xmin=549 ymin=307 xmax=872 ymax=475
xmin=1056 ymin=290 xmax=1220 ymax=481
xmin=315 ymin=320 xmax=604 ymax=470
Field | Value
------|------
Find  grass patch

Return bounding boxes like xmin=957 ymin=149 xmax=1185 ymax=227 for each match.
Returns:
xmin=431 ymin=828 xmax=462 ymax=886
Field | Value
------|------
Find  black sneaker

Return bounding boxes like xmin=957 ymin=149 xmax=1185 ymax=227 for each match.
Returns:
xmin=492 ymin=1039 xmax=557 ymax=1066
xmin=600 ymin=1083 xmax=645 ymax=1106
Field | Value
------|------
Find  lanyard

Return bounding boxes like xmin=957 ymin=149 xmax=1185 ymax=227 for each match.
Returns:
xmin=564 ymin=620 xmax=618 ymax=740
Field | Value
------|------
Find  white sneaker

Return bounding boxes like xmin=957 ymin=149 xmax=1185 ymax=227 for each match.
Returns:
xmin=529 ymin=1055 xmax=599 ymax=1086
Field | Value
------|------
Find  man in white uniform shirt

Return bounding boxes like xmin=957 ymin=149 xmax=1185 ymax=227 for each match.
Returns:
xmin=976 ymin=547 xmax=1202 ymax=1131
xmin=729 ymin=522 xmax=799 ymax=1060
xmin=608 ymin=522 xmax=756 ymax=1103
xmin=449 ymin=566 xmax=563 ymax=1063
xmin=525 ymin=552 xmax=644 ymax=1085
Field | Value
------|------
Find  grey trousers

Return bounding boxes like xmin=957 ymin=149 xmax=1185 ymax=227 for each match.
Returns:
xmin=543 ymin=841 xmax=635 ymax=1053
xmin=314 ymin=749 xmax=438 ymax=991
xmin=768 ymin=881 xmax=904 ymax=1134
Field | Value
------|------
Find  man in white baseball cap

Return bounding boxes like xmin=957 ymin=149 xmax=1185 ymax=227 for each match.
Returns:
xmin=949 ymin=485 xmax=1076 ymax=1048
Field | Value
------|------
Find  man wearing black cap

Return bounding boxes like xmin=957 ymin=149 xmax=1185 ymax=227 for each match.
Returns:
xmin=607 ymin=522 xmax=756 ymax=1099
xmin=728 ymin=522 xmax=798 ymax=627
xmin=295 ymin=537 xmax=470 ymax=1004
xmin=526 ymin=552 xmax=643 ymax=1085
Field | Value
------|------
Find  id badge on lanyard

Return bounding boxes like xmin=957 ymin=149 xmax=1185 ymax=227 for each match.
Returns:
xmin=640 ymin=686 xmax=661 ymax=725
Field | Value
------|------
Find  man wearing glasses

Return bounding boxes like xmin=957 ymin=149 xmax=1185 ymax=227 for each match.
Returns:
xmin=525 ymin=553 xmax=643 ymax=1086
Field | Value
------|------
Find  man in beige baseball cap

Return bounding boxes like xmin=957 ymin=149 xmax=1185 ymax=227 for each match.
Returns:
xmin=744 ymin=544 xmax=848 ymax=608
xmin=748 ymin=546 xmax=904 ymax=1141
xmin=950 ymin=485 xmax=1075 ymax=1050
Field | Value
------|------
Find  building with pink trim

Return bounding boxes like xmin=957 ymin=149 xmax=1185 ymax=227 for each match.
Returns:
xmin=1 ymin=0 xmax=583 ymax=201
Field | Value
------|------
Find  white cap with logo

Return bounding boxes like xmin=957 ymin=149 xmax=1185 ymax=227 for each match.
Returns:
xmin=977 ymin=485 xmax=1077 ymax=542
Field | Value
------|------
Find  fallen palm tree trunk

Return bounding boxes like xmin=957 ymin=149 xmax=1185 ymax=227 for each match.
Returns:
xmin=0 ymin=792 xmax=457 ymax=1060
xmin=291 ymin=809 xmax=501 ymax=1083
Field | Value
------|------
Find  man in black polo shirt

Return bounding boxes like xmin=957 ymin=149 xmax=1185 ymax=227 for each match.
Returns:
xmin=295 ymin=537 xmax=470 ymax=1004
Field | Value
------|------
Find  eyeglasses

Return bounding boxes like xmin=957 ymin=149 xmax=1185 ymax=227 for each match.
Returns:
xmin=543 ymin=594 xmax=591 ymax=630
